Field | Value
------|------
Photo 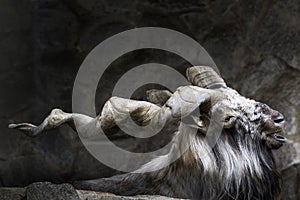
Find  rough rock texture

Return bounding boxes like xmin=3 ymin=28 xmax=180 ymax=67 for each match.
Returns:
xmin=0 ymin=0 xmax=299 ymax=199
xmin=0 ymin=182 xmax=183 ymax=200
xmin=0 ymin=188 xmax=26 ymax=200
xmin=77 ymin=190 xmax=184 ymax=200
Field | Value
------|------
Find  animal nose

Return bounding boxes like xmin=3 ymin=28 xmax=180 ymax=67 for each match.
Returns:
xmin=272 ymin=113 xmax=285 ymax=124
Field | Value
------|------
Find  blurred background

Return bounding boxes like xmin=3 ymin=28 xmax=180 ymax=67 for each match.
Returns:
xmin=0 ymin=0 xmax=299 ymax=199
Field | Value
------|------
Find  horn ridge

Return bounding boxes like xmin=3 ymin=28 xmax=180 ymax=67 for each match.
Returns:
xmin=186 ymin=66 xmax=227 ymax=89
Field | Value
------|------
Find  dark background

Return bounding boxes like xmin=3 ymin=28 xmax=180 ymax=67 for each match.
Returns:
xmin=0 ymin=0 xmax=299 ymax=199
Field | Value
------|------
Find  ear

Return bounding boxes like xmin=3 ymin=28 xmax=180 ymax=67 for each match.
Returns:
xmin=223 ymin=115 xmax=237 ymax=128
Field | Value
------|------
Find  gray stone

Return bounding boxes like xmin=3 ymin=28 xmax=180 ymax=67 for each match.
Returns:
xmin=248 ymin=0 xmax=300 ymax=70
xmin=26 ymin=182 xmax=80 ymax=200
xmin=0 ymin=187 xmax=26 ymax=200
xmin=77 ymin=190 xmax=185 ymax=200
xmin=0 ymin=183 xmax=185 ymax=200
xmin=281 ymin=163 xmax=300 ymax=200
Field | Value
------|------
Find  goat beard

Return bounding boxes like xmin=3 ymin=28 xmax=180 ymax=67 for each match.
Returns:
xmin=193 ymin=128 xmax=281 ymax=199
xmin=74 ymin=126 xmax=282 ymax=200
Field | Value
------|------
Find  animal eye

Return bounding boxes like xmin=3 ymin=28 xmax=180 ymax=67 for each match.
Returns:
xmin=224 ymin=116 xmax=231 ymax=122
xmin=224 ymin=116 xmax=235 ymax=122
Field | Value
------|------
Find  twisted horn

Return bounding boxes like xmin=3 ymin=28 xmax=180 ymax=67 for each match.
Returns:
xmin=186 ymin=66 xmax=227 ymax=89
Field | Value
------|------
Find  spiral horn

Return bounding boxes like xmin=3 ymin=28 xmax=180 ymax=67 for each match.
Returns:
xmin=186 ymin=66 xmax=227 ymax=89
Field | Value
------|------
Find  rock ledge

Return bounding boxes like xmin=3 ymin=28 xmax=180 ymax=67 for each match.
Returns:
xmin=0 ymin=182 xmax=185 ymax=200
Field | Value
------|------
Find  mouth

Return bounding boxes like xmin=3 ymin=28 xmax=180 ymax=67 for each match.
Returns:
xmin=269 ymin=132 xmax=287 ymax=143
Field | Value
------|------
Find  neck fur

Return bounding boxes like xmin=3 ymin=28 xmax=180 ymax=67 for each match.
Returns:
xmin=170 ymin=128 xmax=281 ymax=199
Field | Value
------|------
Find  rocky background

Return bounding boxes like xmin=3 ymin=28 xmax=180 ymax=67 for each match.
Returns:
xmin=0 ymin=0 xmax=299 ymax=199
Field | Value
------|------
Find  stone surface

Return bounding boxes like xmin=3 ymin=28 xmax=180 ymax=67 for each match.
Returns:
xmin=26 ymin=182 xmax=80 ymax=200
xmin=77 ymin=190 xmax=184 ymax=200
xmin=0 ymin=187 xmax=26 ymax=200
xmin=0 ymin=182 xmax=183 ymax=200
xmin=0 ymin=0 xmax=299 ymax=199
xmin=281 ymin=163 xmax=300 ymax=200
